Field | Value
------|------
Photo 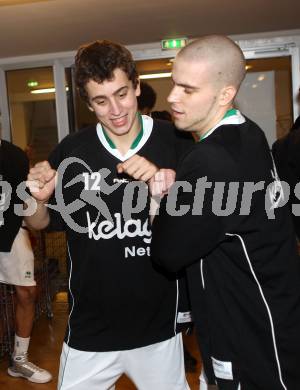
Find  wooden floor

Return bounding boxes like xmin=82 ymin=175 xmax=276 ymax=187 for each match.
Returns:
xmin=0 ymin=293 xmax=202 ymax=389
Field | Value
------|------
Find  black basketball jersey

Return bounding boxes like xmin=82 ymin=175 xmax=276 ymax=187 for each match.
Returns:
xmin=48 ymin=116 xmax=193 ymax=351
xmin=152 ymin=113 xmax=300 ymax=389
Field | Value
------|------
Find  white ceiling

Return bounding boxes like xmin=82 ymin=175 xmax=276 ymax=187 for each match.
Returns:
xmin=0 ymin=0 xmax=300 ymax=59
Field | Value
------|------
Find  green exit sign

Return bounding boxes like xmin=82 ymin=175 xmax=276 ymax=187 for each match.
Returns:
xmin=161 ymin=38 xmax=188 ymax=50
xmin=27 ymin=80 xmax=39 ymax=87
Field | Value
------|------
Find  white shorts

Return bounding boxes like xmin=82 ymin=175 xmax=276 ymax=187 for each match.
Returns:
xmin=58 ymin=333 xmax=190 ymax=390
xmin=0 ymin=227 xmax=36 ymax=286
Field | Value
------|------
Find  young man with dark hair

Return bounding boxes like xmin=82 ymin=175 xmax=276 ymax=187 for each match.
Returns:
xmin=26 ymin=40 xmax=192 ymax=390
xmin=152 ymin=35 xmax=300 ymax=389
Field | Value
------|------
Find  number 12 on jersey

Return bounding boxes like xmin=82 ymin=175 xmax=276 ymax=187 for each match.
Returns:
xmin=82 ymin=172 xmax=101 ymax=191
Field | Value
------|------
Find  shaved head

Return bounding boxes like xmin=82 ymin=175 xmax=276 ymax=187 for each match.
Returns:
xmin=178 ymin=35 xmax=246 ymax=91
xmin=168 ymin=35 xmax=246 ymax=135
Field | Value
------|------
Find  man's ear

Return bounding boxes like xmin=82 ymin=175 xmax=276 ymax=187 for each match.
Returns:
xmin=87 ymin=104 xmax=94 ymax=112
xmin=219 ymin=85 xmax=236 ymax=107
xmin=135 ymin=79 xmax=141 ymax=97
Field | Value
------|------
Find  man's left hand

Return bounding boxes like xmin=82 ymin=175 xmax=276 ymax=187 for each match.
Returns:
xmin=149 ymin=169 xmax=176 ymax=197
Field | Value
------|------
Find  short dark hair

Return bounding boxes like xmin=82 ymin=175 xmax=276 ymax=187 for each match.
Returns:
xmin=137 ymin=82 xmax=157 ymax=112
xmin=75 ymin=40 xmax=139 ymax=103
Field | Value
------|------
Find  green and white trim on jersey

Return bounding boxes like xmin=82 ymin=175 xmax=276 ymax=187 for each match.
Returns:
xmin=199 ymin=109 xmax=246 ymax=142
xmin=96 ymin=114 xmax=154 ymax=161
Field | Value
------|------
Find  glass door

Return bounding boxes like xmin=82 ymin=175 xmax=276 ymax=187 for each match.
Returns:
xmin=5 ymin=67 xmax=59 ymax=165
xmin=65 ymin=66 xmax=97 ymax=132
xmin=236 ymin=56 xmax=293 ymax=147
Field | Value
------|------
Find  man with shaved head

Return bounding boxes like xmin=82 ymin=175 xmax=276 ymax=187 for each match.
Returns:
xmin=152 ymin=35 xmax=300 ymax=389
xmin=168 ymin=35 xmax=246 ymax=136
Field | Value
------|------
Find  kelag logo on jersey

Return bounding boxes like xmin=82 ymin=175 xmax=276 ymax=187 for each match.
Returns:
xmin=86 ymin=212 xmax=151 ymax=244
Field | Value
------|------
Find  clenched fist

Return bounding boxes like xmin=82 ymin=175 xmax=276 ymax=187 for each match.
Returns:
xmin=27 ymin=161 xmax=56 ymax=204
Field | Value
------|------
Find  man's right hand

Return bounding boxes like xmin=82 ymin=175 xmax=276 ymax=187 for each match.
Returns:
xmin=27 ymin=161 xmax=56 ymax=203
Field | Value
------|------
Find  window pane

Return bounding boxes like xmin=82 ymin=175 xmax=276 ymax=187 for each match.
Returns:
xmin=236 ymin=56 xmax=293 ymax=147
xmin=6 ymin=67 xmax=58 ymax=165
xmin=65 ymin=66 xmax=96 ymax=132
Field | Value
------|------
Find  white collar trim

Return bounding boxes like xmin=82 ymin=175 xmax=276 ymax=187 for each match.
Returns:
xmin=201 ymin=110 xmax=246 ymax=141
xmin=96 ymin=115 xmax=153 ymax=162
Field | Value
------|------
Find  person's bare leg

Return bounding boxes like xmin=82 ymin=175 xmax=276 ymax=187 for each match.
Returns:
xmin=15 ymin=285 xmax=36 ymax=338
xmin=8 ymin=285 xmax=52 ymax=383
